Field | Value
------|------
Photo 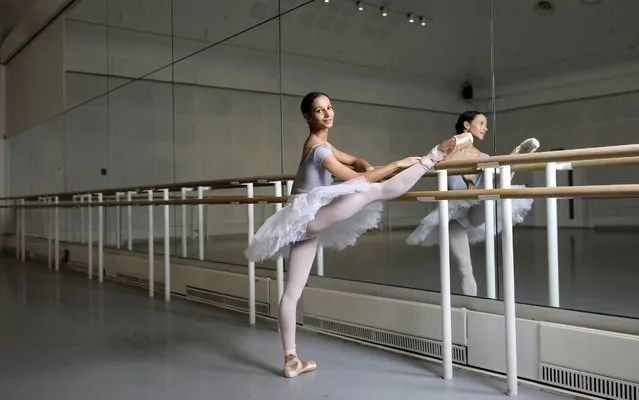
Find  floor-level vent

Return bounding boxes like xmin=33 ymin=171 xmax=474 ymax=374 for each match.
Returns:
xmin=303 ymin=315 xmax=466 ymax=364
xmin=185 ymin=286 xmax=270 ymax=315
xmin=115 ymin=272 xmax=164 ymax=291
xmin=67 ymin=262 xmax=98 ymax=275
xmin=540 ymin=363 xmax=638 ymax=400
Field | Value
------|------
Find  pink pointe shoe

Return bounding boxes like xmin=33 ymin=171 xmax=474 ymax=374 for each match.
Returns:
xmin=284 ymin=353 xmax=317 ymax=378
xmin=420 ymin=131 xmax=474 ymax=170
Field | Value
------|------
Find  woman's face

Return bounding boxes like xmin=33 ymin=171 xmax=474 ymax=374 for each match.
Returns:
xmin=465 ymin=114 xmax=488 ymax=140
xmin=305 ymin=95 xmax=334 ymax=130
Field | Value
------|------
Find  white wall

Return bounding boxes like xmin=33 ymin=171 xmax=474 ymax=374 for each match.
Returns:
xmin=43 ymin=15 xmax=468 ymax=237
xmin=5 ymin=16 xmax=65 ymax=137
xmin=14 ymin=3 xmax=639 ymax=238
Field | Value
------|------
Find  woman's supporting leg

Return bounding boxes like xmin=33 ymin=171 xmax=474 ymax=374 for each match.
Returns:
xmin=449 ymin=220 xmax=478 ymax=296
xmin=278 ymin=237 xmax=318 ymax=377
xmin=305 ymin=132 xmax=472 ymax=236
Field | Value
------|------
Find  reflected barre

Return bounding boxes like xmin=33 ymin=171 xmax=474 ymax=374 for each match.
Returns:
xmin=400 ymin=184 xmax=639 ymax=200
xmin=436 ymin=143 xmax=639 ymax=169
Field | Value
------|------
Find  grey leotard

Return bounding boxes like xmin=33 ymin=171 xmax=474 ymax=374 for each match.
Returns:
xmin=447 ymin=152 xmax=490 ymax=190
xmin=291 ymin=143 xmax=334 ymax=195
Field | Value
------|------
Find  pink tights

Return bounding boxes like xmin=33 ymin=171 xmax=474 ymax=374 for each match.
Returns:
xmin=279 ymin=161 xmax=434 ymax=355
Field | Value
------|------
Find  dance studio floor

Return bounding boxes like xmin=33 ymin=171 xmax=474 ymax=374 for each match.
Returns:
xmin=0 ymin=256 xmax=565 ymax=400
xmin=135 ymin=226 xmax=639 ymax=320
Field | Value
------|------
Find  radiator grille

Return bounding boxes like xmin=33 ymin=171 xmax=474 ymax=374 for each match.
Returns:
xmin=540 ymin=363 xmax=638 ymax=400
xmin=115 ymin=272 xmax=164 ymax=291
xmin=303 ymin=315 xmax=466 ymax=364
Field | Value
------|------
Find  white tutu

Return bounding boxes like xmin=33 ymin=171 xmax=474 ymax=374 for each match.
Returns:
xmin=245 ymin=177 xmax=383 ymax=262
xmin=405 ymin=185 xmax=534 ymax=247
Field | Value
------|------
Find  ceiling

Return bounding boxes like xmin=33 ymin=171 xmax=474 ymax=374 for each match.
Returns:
xmin=8 ymin=0 xmax=639 ymax=87
xmin=0 ymin=0 xmax=38 ymax=41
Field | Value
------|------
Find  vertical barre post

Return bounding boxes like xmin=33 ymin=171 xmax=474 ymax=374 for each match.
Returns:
xmin=127 ymin=191 xmax=134 ymax=251
xmin=147 ymin=189 xmax=154 ymax=298
xmin=246 ymin=183 xmax=256 ymax=325
xmin=88 ymin=195 xmax=93 ymax=279
xmin=39 ymin=197 xmax=45 ymax=239
xmin=545 ymin=162 xmax=560 ymax=308
xmin=197 ymin=186 xmax=205 ymax=260
xmin=163 ymin=189 xmax=170 ymax=302
xmin=55 ymin=196 xmax=59 ymax=272
xmin=273 ymin=181 xmax=284 ymax=303
xmin=316 ymin=246 xmax=324 ymax=276
xmin=500 ymin=165 xmax=518 ymax=396
xmin=72 ymin=195 xmax=77 ymax=243
xmin=98 ymin=193 xmax=104 ymax=282
xmin=115 ymin=192 xmax=122 ymax=248
xmin=484 ymin=167 xmax=496 ymax=299
xmin=48 ymin=197 xmax=52 ymax=270
xmin=438 ymin=170 xmax=453 ymax=380
xmin=20 ymin=198 xmax=25 ymax=262
xmin=15 ymin=199 xmax=20 ymax=260
xmin=286 ymin=180 xmax=293 ymax=196
xmin=180 ymin=188 xmax=186 ymax=258
xmin=181 ymin=188 xmax=189 ymax=258
xmin=80 ymin=195 xmax=85 ymax=244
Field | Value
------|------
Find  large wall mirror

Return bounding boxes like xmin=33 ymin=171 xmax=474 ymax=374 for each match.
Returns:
xmin=492 ymin=0 xmax=639 ymax=319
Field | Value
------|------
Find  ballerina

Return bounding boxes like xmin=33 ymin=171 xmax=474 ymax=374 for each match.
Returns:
xmin=244 ymin=92 xmax=474 ymax=378
xmin=405 ymin=111 xmax=539 ymax=296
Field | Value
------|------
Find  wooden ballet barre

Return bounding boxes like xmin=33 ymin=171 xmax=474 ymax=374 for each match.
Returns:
xmin=3 ymin=196 xmax=288 ymax=208
xmin=506 ymin=155 xmax=639 ymax=174
xmin=6 ymin=183 xmax=639 ymax=209
xmin=370 ymin=155 xmax=639 ymax=179
xmin=0 ymin=173 xmax=298 ymax=202
xmin=400 ymin=184 xmax=639 ymax=201
xmin=3 ymin=145 xmax=639 ymax=203
xmin=436 ymin=143 xmax=639 ymax=170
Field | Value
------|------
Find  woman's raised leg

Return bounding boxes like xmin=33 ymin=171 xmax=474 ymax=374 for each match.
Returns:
xmin=305 ymin=132 xmax=473 ymax=236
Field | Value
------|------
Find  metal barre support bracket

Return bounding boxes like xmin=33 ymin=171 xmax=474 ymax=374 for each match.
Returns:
xmin=478 ymin=195 xmax=500 ymax=200
xmin=478 ymin=162 xmax=500 ymax=169
xmin=556 ymin=162 xmax=573 ymax=171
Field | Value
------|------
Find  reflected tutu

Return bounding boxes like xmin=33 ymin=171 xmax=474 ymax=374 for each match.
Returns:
xmin=405 ymin=185 xmax=534 ymax=247
xmin=244 ymin=177 xmax=382 ymax=262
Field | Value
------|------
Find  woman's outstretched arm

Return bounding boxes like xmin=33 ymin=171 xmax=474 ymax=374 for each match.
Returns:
xmin=321 ymin=154 xmax=421 ymax=183
xmin=330 ymin=145 xmax=374 ymax=172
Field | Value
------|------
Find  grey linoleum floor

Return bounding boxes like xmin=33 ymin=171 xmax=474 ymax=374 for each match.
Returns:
xmin=0 ymin=256 xmax=568 ymax=400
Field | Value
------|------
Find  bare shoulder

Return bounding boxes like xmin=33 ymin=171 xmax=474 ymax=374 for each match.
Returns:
xmin=299 ymin=137 xmax=327 ymax=162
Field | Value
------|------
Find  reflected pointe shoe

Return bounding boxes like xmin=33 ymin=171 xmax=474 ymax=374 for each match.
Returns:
xmin=509 ymin=138 xmax=540 ymax=179
xmin=420 ymin=131 xmax=474 ymax=169
xmin=510 ymin=138 xmax=540 ymax=155
xmin=284 ymin=353 xmax=317 ymax=378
